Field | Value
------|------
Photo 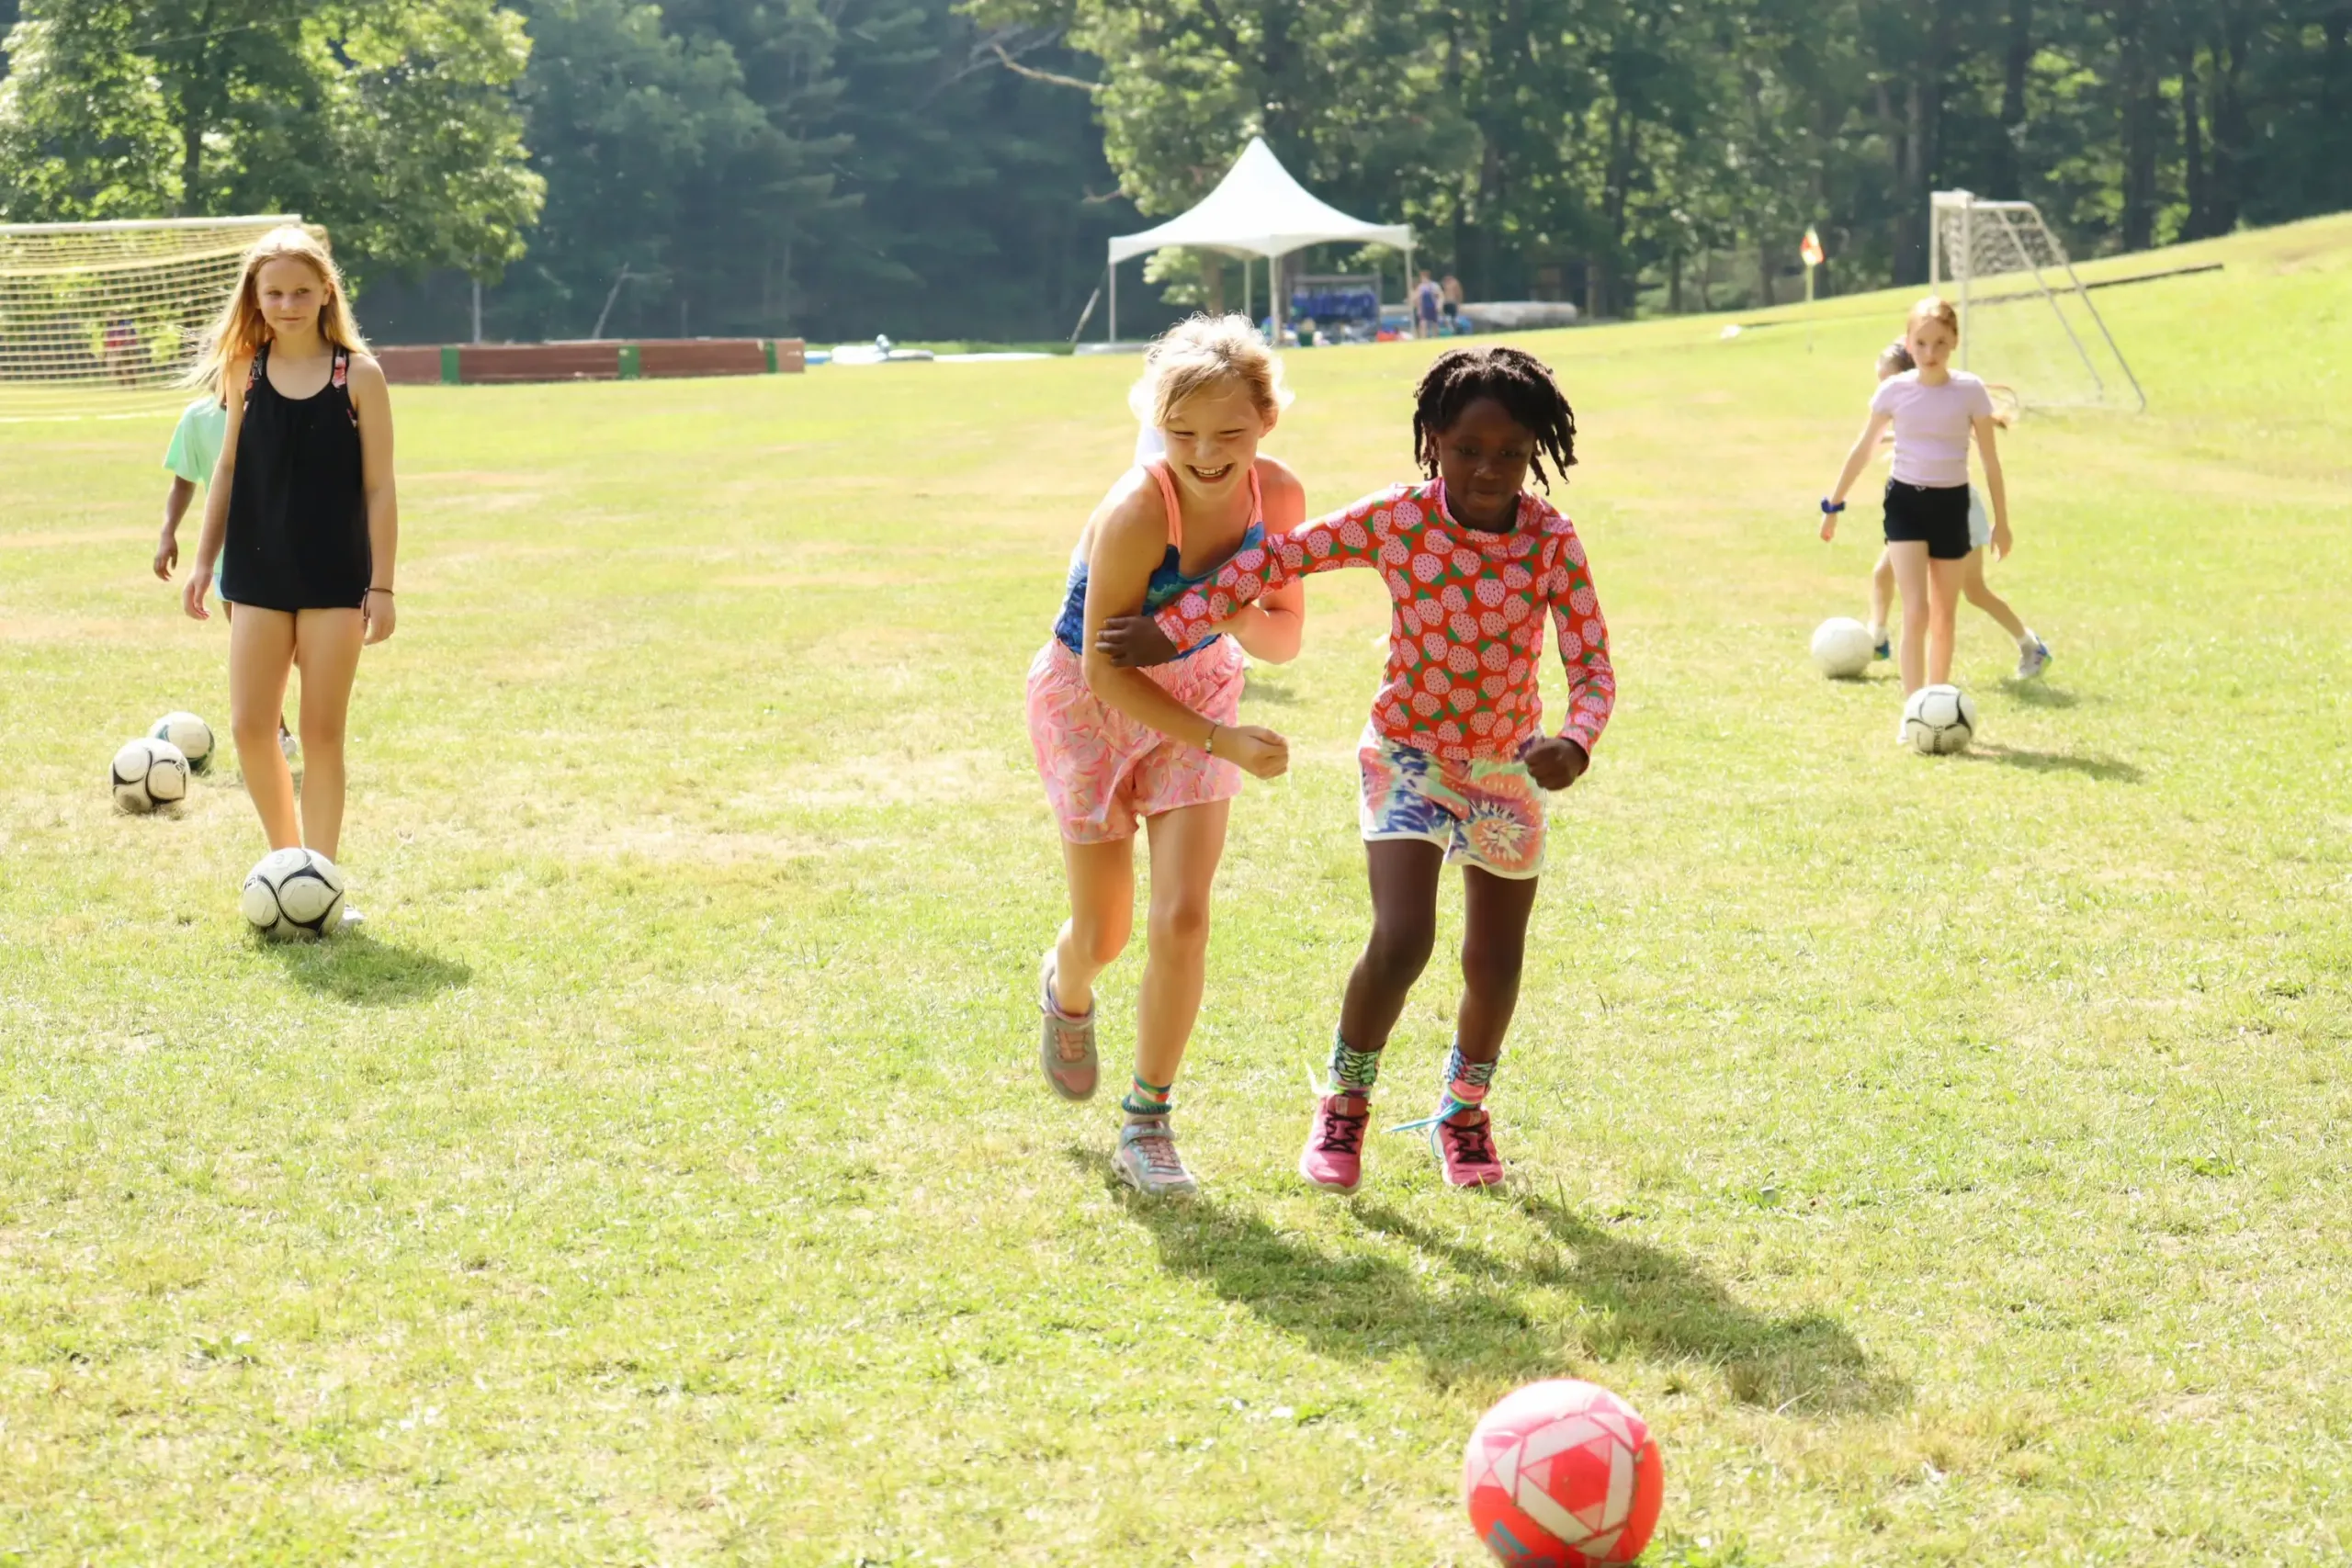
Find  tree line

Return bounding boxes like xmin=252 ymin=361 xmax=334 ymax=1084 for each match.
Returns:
xmin=2 ymin=0 xmax=2346 ymax=344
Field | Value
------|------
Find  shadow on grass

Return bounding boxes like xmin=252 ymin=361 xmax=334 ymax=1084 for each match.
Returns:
xmin=1999 ymin=681 xmax=2084 ymax=709
xmin=1964 ymin=742 xmax=2141 ymax=784
xmin=263 ymin=933 xmax=472 ymax=1005
xmin=1240 ymin=675 xmax=1299 ymax=706
xmin=1075 ymin=1150 xmax=1904 ymax=1415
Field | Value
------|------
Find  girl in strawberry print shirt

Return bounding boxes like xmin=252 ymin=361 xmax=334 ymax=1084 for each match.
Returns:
xmin=1102 ymin=346 xmax=1612 ymax=1190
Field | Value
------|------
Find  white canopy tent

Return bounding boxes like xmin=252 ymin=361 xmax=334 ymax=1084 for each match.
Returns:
xmin=1104 ymin=137 xmax=1414 ymax=343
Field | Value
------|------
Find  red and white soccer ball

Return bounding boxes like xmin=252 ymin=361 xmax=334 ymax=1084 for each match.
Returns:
xmin=1463 ymin=1379 xmax=1664 ymax=1567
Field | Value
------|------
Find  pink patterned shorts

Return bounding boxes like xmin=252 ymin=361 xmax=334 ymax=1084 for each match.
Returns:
xmin=1027 ymin=638 xmax=1246 ymax=843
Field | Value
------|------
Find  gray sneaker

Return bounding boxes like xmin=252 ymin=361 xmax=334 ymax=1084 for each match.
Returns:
xmin=1037 ymin=953 xmax=1098 ymax=1100
xmin=279 ymin=723 xmax=300 ymax=761
xmin=1114 ymin=1117 xmax=1198 ymax=1196
xmin=2015 ymin=635 xmax=2052 ymax=681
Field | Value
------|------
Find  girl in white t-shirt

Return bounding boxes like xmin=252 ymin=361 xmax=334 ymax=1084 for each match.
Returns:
xmin=1819 ymin=295 xmax=2011 ymax=713
xmin=1861 ymin=341 xmax=2051 ymax=681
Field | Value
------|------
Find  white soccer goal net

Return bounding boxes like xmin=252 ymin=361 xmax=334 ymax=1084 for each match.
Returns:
xmin=0 ymin=215 xmax=296 ymax=422
xmin=1929 ymin=190 xmax=2145 ymax=412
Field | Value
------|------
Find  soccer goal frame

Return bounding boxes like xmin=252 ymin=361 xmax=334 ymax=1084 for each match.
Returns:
xmin=0 ymin=214 xmax=298 ymax=419
xmin=1928 ymin=190 xmax=2146 ymax=412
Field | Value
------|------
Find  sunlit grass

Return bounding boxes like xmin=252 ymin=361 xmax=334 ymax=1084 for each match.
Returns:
xmin=2 ymin=213 xmax=2348 ymax=1565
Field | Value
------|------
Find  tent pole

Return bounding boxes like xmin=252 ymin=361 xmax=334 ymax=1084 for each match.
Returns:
xmin=1108 ymin=258 xmax=1116 ymax=345
xmin=1242 ymin=256 xmax=1251 ymax=332
xmin=1403 ymin=243 xmax=1414 ymax=334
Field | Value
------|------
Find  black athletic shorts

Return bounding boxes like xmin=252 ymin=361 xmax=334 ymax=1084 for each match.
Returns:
xmin=1881 ymin=479 xmax=1973 ymax=560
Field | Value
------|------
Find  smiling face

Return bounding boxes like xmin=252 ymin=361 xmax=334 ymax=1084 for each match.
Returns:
xmin=254 ymin=256 xmax=329 ymax=344
xmin=1432 ymin=396 xmax=1536 ymax=529
xmin=1905 ymin=315 xmax=1957 ymax=375
xmin=1159 ymin=380 xmax=1272 ymax=503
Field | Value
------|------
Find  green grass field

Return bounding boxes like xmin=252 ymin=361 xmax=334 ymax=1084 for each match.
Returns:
xmin=3 ymin=214 xmax=2349 ymax=1566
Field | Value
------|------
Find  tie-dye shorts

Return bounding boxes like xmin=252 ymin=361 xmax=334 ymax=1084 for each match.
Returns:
xmin=1357 ymin=726 xmax=1546 ymax=879
xmin=1027 ymin=637 xmax=1245 ymax=844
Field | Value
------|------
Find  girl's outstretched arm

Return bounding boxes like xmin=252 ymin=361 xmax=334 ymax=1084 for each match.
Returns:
xmin=350 ymin=353 xmax=400 ymax=643
xmin=183 ymin=363 xmax=248 ymax=621
xmin=1148 ymin=488 xmax=1396 ymax=649
xmin=1080 ymin=487 xmax=1288 ymax=779
xmin=1821 ymin=411 xmax=1893 ymax=541
xmin=1214 ymin=458 xmax=1307 ymax=662
xmin=1974 ymin=412 xmax=2011 ymax=559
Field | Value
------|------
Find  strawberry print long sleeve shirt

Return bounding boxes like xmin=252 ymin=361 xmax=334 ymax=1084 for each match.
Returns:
xmin=1153 ymin=479 xmax=1615 ymax=763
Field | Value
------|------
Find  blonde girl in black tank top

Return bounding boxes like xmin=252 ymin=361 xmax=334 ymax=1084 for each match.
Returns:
xmin=182 ymin=227 xmax=400 ymax=926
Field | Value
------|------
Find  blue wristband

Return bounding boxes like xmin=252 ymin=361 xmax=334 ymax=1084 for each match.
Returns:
xmin=1820 ymin=498 xmax=1846 ymax=515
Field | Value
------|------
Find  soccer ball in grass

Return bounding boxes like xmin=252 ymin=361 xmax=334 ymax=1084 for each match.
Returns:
xmin=110 ymin=738 xmax=190 ymax=813
xmin=1464 ymin=1380 xmax=1664 ymax=1566
xmin=1810 ymin=616 xmax=1875 ymax=679
xmin=241 ymin=848 xmax=345 ymax=940
xmin=1902 ymin=683 xmax=1979 ymax=755
xmin=151 ymin=711 xmax=215 ymax=773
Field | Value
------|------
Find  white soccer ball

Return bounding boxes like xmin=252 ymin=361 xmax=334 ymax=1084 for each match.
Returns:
xmin=1810 ymin=616 xmax=1875 ymax=678
xmin=111 ymin=737 xmax=190 ymax=813
xmin=1903 ymin=683 xmax=1979 ymax=754
xmin=241 ymin=847 xmax=346 ymax=941
xmin=151 ymin=711 xmax=216 ymax=773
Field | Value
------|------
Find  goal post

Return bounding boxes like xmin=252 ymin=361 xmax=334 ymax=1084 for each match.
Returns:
xmin=0 ymin=214 xmax=298 ymax=422
xmin=1928 ymin=190 xmax=2146 ymax=412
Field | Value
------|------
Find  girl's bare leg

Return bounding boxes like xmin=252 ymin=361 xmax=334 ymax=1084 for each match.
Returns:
xmin=1053 ymin=836 xmax=1135 ymax=1015
xmin=1927 ymin=558 xmax=1967 ymax=687
xmin=1889 ymin=541 xmax=1931 ymax=695
xmin=291 ymin=607 xmax=365 ymax=861
xmin=228 ymin=606 xmax=301 ymax=849
xmin=1453 ymin=866 xmax=1542 ymax=1064
xmin=1870 ymin=547 xmax=1896 ymax=637
xmin=1132 ymin=798 xmax=1231 ymax=1095
xmin=1962 ymin=548 xmax=2027 ymax=639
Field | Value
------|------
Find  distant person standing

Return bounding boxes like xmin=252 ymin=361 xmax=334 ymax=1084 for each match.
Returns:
xmin=1414 ymin=271 xmax=1442 ymax=339
xmin=1441 ymin=274 xmax=1464 ymax=333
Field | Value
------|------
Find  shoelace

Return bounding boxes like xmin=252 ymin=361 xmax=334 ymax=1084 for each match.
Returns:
xmin=1438 ymin=1111 xmax=1498 ymax=1168
xmin=1048 ymin=1015 xmax=1091 ymax=1063
xmin=1130 ymin=1128 xmax=1186 ymax=1177
xmin=1316 ymin=1100 xmax=1369 ymax=1154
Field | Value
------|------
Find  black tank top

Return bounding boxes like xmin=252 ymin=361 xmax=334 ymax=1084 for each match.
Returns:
xmin=219 ymin=342 xmax=369 ymax=612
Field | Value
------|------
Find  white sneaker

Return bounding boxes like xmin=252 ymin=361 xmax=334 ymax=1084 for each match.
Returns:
xmin=338 ymin=904 xmax=365 ymax=932
xmin=279 ymin=726 xmax=300 ymax=761
xmin=2015 ymin=636 xmax=2052 ymax=681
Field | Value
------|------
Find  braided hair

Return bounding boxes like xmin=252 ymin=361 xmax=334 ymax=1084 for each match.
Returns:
xmin=1410 ymin=345 xmax=1577 ymax=491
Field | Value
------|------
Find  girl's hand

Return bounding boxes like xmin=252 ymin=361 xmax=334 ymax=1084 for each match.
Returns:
xmin=1216 ymin=724 xmax=1289 ymax=780
xmin=181 ymin=567 xmax=212 ymax=621
xmin=363 ymin=588 xmax=397 ymax=645
xmin=1819 ymin=511 xmax=1839 ymax=543
xmin=1990 ymin=521 xmax=2013 ymax=561
xmin=153 ymin=528 xmax=179 ymax=581
xmin=1521 ymin=737 xmax=1589 ymax=791
xmin=1096 ymin=614 xmax=1179 ymax=668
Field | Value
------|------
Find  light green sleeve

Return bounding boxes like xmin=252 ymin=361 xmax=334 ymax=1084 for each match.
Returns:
xmin=162 ymin=399 xmax=227 ymax=486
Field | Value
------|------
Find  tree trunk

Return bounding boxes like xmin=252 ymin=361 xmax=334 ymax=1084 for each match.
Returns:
xmin=2117 ymin=0 xmax=2158 ymax=251
xmin=1756 ymin=230 xmax=1775 ymax=308
xmin=1668 ymin=249 xmax=1682 ymax=314
xmin=2208 ymin=4 xmax=2251 ymax=231
xmin=2179 ymin=39 xmax=2208 ymax=237
xmin=1697 ymin=247 xmax=1713 ymax=311
xmin=1995 ymin=0 xmax=2032 ymax=196
xmin=179 ymin=112 xmax=206 ymax=217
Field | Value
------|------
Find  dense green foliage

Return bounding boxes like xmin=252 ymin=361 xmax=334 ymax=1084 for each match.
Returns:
xmin=1 ymin=0 xmax=2347 ymax=339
